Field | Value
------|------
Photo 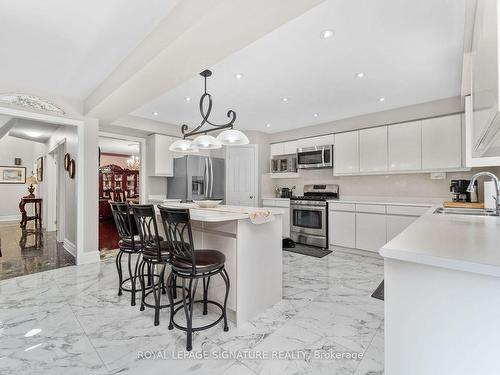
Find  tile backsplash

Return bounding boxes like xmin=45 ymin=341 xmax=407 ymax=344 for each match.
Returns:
xmin=262 ymin=167 xmax=500 ymax=201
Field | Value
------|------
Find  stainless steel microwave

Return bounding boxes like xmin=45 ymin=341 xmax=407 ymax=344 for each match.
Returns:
xmin=271 ymin=155 xmax=297 ymax=173
xmin=297 ymin=145 xmax=333 ymax=169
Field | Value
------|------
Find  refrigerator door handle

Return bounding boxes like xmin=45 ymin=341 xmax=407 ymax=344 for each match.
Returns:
xmin=204 ymin=158 xmax=209 ymax=198
xmin=210 ymin=158 xmax=214 ymax=198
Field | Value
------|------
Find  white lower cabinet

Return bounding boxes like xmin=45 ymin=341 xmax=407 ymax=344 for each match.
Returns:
xmin=328 ymin=202 xmax=430 ymax=252
xmin=386 ymin=215 xmax=417 ymax=242
xmin=355 ymin=212 xmax=387 ymax=252
xmin=263 ymin=198 xmax=290 ymax=237
xmin=329 ymin=210 xmax=356 ymax=248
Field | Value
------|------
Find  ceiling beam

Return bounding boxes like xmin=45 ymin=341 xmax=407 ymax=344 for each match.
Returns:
xmin=0 ymin=116 xmax=14 ymax=140
xmin=84 ymin=0 xmax=324 ymax=123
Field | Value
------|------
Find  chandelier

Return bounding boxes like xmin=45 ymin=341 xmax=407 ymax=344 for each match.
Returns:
xmin=169 ymin=70 xmax=249 ymax=153
xmin=126 ymin=155 xmax=140 ymax=170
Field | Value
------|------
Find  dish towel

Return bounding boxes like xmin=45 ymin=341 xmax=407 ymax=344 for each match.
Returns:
xmin=248 ymin=209 xmax=274 ymax=224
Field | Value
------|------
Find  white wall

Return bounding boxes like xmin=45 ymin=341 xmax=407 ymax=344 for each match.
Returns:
xmin=0 ymin=136 xmax=37 ymax=220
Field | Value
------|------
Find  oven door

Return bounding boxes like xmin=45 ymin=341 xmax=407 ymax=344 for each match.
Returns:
xmin=297 ymin=145 xmax=333 ymax=169
xmin=290 ymin=204 xmax=327 ymax=237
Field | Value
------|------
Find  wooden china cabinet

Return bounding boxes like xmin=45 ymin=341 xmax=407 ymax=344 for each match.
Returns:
xmin=99 ymin=164 xmax=139 ymax=219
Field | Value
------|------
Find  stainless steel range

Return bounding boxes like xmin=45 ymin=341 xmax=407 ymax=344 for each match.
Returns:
xmin=290 ymin=184 xmax=339 ymax=248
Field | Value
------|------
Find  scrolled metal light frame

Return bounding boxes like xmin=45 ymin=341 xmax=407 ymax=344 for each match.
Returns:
xmin=181 ymin=70 xmax=237 ymax=139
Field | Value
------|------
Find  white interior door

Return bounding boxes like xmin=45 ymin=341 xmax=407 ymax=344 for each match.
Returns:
xmin=56 ymin=143 xmax=66 ymax=242
xmin=226 ymin=145 xmax=258 ymax=207
xmin=47 ymin=140 xmax=66 ymax=242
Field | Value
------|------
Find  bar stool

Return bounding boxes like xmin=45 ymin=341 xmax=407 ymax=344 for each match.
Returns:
xmin=110 ymin=202 xmax=141 ymax=306
xmin=131 ymin=204 xmax=181 ymax=326
xmin=158 ymin=206 xmax=230 ymax=351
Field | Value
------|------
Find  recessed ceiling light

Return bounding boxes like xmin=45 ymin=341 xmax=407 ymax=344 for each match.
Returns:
xmin=378 ymin=97 xmax=385 ymax=102
xmin=266 ymin=123 xmax=271 ymax=128
xmin=185 ymin=97 xmax=191 ymax=102
xmin=282 ymin=97 xmax=289 ymax=102
xmin=235 ymin=73 xmax=244 ymax=79
xmin=313 ymin=113 xmax=319 ymax=118
xmin=24 ymin=130 xmax=41 ymax=138
xmin=355 ymin=72 xmax=365 ymax=78
xmin=321 ymin=29 xmax=335 ymax=39
xmin=152 ymin=111 xmax=159 ymax=116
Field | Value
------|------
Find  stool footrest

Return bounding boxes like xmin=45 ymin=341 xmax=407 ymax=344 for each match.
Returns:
xmin=171 ymin=300 xmax=225 ymax=332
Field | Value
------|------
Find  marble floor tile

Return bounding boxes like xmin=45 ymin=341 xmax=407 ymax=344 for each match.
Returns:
xmin=0 ymin=223 xmax=75 ymax=281
xmin=0 ymin=248 xmax=385 ymax=374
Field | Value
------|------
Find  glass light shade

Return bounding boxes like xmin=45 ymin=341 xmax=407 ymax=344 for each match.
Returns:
xmin=192 ymin=134 xmax=222 ymax=149
xmin=216 ymin=129 xmax=249 ymax=146
xmin=169 ymin=139 xmax=199 ymax=153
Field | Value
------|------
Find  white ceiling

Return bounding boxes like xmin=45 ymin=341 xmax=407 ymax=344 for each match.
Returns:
xmin=132 ymin=0 xmax=466 ymax=133
xmin=0 ymin=0 xmax=178 ymax=100
xmin=7 ymin=118 xmax=60 ymax=143
xmin=99 ymin=137 xmax=139 ymax=156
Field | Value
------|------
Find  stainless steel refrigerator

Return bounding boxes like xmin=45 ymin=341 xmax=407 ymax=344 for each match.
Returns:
xmin=167 ymin=155 xmax=225 ymax=201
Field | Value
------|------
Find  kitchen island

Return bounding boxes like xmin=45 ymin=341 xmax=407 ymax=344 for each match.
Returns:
xmin=157 ymin=203 xmax=284 ymax=327
xmin=380 ymin=207 xmax=500 ymax=374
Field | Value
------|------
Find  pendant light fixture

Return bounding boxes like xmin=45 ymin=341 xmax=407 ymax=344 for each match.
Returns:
xmin=169 ymin=69 xmax=249 ymax=152
xmin=169 ymin=139 xmax=199 ymax=153
xmin=216 ymin=129 xmax=249 ymax=145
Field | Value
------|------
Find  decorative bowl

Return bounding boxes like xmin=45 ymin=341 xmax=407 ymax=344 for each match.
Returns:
xmin=193 ymin=200 xmax=223 ymax=208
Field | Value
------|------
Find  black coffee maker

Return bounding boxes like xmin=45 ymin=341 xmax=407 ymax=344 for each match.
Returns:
xmin=450 ymin=179 xmax=474 ymax=202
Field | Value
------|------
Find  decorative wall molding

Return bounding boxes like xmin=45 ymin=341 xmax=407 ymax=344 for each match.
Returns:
xmin=0 ymin=93 xmax=65 ymax=115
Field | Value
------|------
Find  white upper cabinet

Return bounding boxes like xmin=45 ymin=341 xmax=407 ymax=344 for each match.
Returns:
xmin=388 ymin=120 xmax=422 ymax=171
xmin=282 ymin=141 xmax=298 ymax=155
xmin=334 ymin=131 xmax=359 ymax=175
xmin=421 ymin=114 xmax=462 ymax=170
xmin=359 ymin=127 xmax=388 ymax=172
xmin=147 ymin=134 xmax=174 ymax=177
xmin=270 ymin=143 xmax=284 ymax=157
xmin=305 ymin=134 xmax=334 ymax=147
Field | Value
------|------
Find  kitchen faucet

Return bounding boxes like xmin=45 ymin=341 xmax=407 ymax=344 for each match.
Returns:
xmin=467 ymin=172 xmax=500 ymax=214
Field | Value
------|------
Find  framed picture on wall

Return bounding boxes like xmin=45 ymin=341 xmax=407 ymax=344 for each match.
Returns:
xmin=0 ymin=166 xmax=26 ymax=184
xmin=37 ymin=157 xmax=44 ymax=181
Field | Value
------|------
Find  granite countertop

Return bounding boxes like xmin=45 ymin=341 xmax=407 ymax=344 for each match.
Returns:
xmin=380 ymin=206 xmax=500 ymax=277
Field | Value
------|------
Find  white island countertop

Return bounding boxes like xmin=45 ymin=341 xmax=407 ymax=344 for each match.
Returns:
xmin=380 ymin=206 xmax=500 ymax=277
xmin=157 ymin=202 xmax=284 ymax=222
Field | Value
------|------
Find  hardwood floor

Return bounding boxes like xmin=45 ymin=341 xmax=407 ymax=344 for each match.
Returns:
xmin=99 ymin=218 xmax=119 ymax=251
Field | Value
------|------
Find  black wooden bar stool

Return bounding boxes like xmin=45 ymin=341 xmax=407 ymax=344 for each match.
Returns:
xmin=158 ymin=206 xmax=230 ymax=351
xmin=131 ymin=204 xmax=183 ymax=326
xmin=110 ymin=202 xmax=142 ymax=306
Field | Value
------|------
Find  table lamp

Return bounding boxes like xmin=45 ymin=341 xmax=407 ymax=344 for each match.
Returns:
xmin=26 ymin=175 xmax=38 ymax=197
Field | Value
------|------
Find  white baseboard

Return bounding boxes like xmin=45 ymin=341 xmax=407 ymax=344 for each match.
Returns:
xmin=63 ymin=238 xmax=100 ymax=265
xmin=63 ymin=238 xmax=77 ymax=257
xmin=0 ymin=215 xmax=21 ymax=222
xmin=77 ymin=250 xmax=100 ymax=265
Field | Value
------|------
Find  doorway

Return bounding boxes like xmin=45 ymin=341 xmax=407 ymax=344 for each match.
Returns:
xmin=98 ymin=135 xmax=142 ymax=251
xmin=0 ymin=118 xmax=76 ymax=280
xmin=225 ymin=144 xmax=259 ymax=206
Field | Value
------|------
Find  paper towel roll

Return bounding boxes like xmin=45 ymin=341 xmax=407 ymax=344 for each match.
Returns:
xmin=484 ymin=181 xmax=496 ymax=209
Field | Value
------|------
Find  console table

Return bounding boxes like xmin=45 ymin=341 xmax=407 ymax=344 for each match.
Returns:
xmin=19 ymin=197 xmax=42 ymax=228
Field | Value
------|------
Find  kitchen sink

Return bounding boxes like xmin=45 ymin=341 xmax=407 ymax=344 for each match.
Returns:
xmin=433 ymin=207 xmax=500 ymax=217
